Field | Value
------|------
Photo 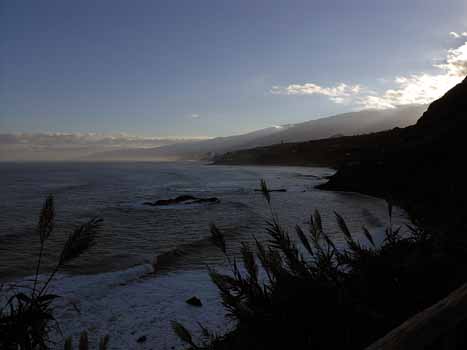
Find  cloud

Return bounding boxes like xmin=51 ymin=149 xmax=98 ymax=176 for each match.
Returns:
xmin=358 ymin=73 xmax=465 ymax=109
xmin=449 ymin=32 xmax=467 ymax=38
xmin=271 ymin=82 xmax=362 ymax=104
xmin=272 ymin=36 xmax=467 ymax=110
xmin=0 ymin=133 xmax=201 ymax=148
xmin=435 ymin=41 xmax=467 ymax=76
xmin=189 ymin=114 xmax=200 ymax=119
xmin=0 ymin=133 xmax=208 ymax=160
xmin=359 ymin=40 xmax=467 ymax=109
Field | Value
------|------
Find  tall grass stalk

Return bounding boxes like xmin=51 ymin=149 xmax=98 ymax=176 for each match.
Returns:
xmin=0 ymin=195 xmax=103 ymax=350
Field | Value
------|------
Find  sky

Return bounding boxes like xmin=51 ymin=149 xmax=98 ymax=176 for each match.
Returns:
xmin=1 ymin=0 xmax=467 ymax=138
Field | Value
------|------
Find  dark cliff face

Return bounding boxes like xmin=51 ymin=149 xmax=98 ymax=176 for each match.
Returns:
xmin=416 ymin=76 xmax=467 ymax=128
xmin=322 ymin=76 xmax=467 ymax=230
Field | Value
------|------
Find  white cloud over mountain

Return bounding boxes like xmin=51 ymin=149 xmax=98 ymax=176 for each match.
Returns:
xmin=449 ymin=32 xmax=467 ymax=38
xmin=270 ymin=83 xmax=362 ymax=104
xmin=273 ymin=36 xmax=467 ymax=110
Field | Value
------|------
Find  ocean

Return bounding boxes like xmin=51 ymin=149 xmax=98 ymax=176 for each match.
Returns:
xmin=0 ymin=161 xmax=409 ymax=348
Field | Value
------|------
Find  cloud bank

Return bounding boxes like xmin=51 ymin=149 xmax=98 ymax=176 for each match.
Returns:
xmin=273 ymin=36 xmax=467 ymax=110
xmin=0 ymin=133 xmax=207 ymax=161
xmin=449 ymin=32 xmax=467 ymax=38
xmin=271 ymin=83 xmax=362 ymax=104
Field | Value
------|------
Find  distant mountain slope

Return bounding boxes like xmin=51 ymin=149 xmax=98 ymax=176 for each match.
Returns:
xmin=85 ymin=105 xmax=426 ymax=161
xmin=83 ymin=126 xmax=286 ymax=161
xmin=244 ymin=105 xmax=427 ymax=146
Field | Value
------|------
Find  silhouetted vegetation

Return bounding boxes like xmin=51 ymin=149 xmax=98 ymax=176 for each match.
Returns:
xmin=174 ymin=179 xmax=467 ymax=349
xmin=0 ymin=195 xmax=103 ymax=350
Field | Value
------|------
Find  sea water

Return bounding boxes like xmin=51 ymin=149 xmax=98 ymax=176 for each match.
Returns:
xmin=0 ymin=161 xmax=409 ymax=348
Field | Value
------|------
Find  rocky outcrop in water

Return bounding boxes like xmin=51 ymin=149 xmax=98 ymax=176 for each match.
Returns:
xmin=254 ymin=188 xmax=287 ymax=193
xmin=143 ymin=195 xmax=220 ymax=206
xmin=186 ymin=296 xmax=203 ymax=307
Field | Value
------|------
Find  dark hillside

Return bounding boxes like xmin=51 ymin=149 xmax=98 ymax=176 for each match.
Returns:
xmin=320 ymin=76 xmax=467 ymax=231
xmin=215 ymin=77 xmax=467 ymax=230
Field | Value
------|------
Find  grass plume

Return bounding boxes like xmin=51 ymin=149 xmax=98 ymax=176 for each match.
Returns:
xmin=0 ymin=195 xmax=103 ymax=350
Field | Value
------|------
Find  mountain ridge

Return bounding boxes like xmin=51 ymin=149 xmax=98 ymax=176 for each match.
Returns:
xmin=84 ymin=105 xmax=426 ymax=161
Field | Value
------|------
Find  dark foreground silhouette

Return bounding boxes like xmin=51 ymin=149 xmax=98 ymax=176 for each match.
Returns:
xmin=181 ymin=77 xmax=467 ymax=349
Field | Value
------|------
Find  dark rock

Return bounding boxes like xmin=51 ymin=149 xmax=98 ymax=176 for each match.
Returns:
xmin=143 ymin=195 xmax=220 ymax=206
xmin=191 ymin=197 xmax=220 ymax=204
xmin=137 ymin=336 xmax=147 ymax=343
xmin=254 ymin=189 xmax=287 ymax=193
xmin=155 ymin=195 xmax=197 ymax=206
xmin=186 ymin=296 xmax=202 ymax=307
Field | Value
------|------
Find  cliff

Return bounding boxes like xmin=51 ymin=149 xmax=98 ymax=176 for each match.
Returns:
xmin=215 ymin=77 xmax=467 ymax=230
xmin=321 ymin=77 xmax=467 ymax=230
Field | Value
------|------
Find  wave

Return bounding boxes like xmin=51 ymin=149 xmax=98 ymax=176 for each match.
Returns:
xmin=150 ymin=235 xmax=215 ymax=271
xmin=2 ymin=238 xmax=212 ymax=300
